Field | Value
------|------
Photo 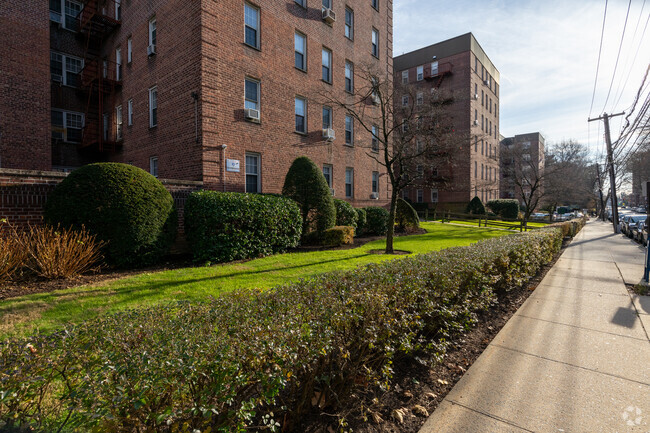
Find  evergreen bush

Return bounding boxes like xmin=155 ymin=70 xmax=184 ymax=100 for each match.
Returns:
xmin=334 ymin=199 xmax=358 ymax=228
xmin=487 ymin=199 xmax=520 ymax=220
xmin=395 ymin=198 xmax=420 ymax=233
xmin=466 ymin=196 xmax=486 ymax=215
xmin=355 ymin=208 xmax=367 ymax=234
xmin=364 ymin=206 xmax=389 ymax=235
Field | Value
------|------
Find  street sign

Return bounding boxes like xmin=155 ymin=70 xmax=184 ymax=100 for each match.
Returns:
xmin=226 ymin=159 xmax=240 ymax=172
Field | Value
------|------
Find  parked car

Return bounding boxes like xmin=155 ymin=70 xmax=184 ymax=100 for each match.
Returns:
xmin=623 ymin=214 xmax=647 ymax=238
xmin=632 ymin=221 xmax=645 ymax=243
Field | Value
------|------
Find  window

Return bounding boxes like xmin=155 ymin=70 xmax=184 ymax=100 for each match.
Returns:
xmin=52 ymin=0 xmax=82 ymax=31
xmin=295 ymin=97 xmax=307 ymax=133
xmin=431 ymin=61 xmax=438 ymax=76
xmin=322 ymin=47 xmax=332 ymax=82
xmin=149 ymin=156 xmax=158 ymax=177
xmin=417 ymin=189 xmax=423 ymax=203
xmin=115 ymin=48 xmax=122 ymax=80
xmin=323 ymin=0 xmax=332 ymax=8
xmin=345 ymin=61 xmax=353 ymax=93
xmin=402 ymin=95 xmax=409 ymax=107
xmin=51 ymin=110 xmax=84 ymax=143
xmin=474 ymin=161 xmax=477 ymax=178
xmin=431 ymin=188 xmax=438 ymax=203
xmin=474 ymin=136 xmax=478 ymax=152
xmin=371 ymin=28 xmax=379 ymax=57
xmin=345 ymin=7 xmax=354 ymax=39
xmin=475 ymin=56 xmax=478 ymax=73
xmin=402 ymin=70 xmax=408 ymax=84
xmin=372 ymin=0 xmax=379 ymax=10
xmin=115 ymin=0 xmax=121 ymax=20
xmin=295 ymin=32 xmax=306 ymax=70
xmin=127 ymin=99 xmax=133 ymax=126
xmin=481 ymin=164 xmax=484 ymax=180
xmin=149 ymin=86 xmax=158 ymax=128
xmin=416 ymin=65 xmax=423 ymax=81
xmin=103 ymin=113 xmax=109 ymax=141
xmin=245 ymin=153 xmax=261 ymax=193
xmin=127 ymin=37 xmax=132 ymax=63
xmin=116 ymin=105 xmax=123 ymax=140
xmin=50 ymin=0 xmax=62 ymax=23
xmin=345 ymin=115 xmax=353 ymax=145
xmin=416 ymin=92 xmax=423 ymax=105
xmin=489 ymin=97 xmax=492 ymax=113
xmin=481 ymin=114 xmax=484 ymax=131
xmin=371 ymin=125 xmax=379 ymax=152
xmin=323 ymin=165 xmax=333 ymax=188
xmin=345 ymin=168 xmax=354 ymax=198
xmin=321 ymin=107 xmax=333 ymax=132
xmin=372 ymin=171 xmax=379 ymax=194
xmin=245 ymin=78 xmax=260 ymax=110
xmin=417 ymin=165 xmax=424 ymax=178
xmin=295 ymin=0 xmax=306 ymax=7
xmin=244 ymin=3 xmax=259 ymax=48
xmin=148 ymin=17 xmax=157 ymax=47
xmin=50 ymin=52 xmax=83 ymax=87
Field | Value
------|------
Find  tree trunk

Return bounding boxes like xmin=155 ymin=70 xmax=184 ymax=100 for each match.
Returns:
xmin=385 ymin=190 xmax=398 ymax=254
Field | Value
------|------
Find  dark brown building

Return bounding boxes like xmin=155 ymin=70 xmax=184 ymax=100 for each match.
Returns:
xmin=393 ymin=33 xmax=500 ymax=210
xmin=0 ymin=0 xmax=393 ymax=206
xmin=500 ymin=132 xmax=545 ymax=208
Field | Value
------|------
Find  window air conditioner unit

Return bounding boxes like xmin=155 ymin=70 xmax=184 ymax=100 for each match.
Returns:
xmin=474 ymin=93 xmax=479 ymax=100
xmin=484 ymin=79 xmax=490 ymax=86
xmin=147 ymin=44 xmax=156 ymax=56
xmin=322 ymin=128 xmax=335 ymax=141
xmin=322 ymin=8 xmax=336 ymax=24
xmin=244 ymin=108 xmax=260 ymax=121
xmin=370 ymin=192 xmax=379 ymax=199
xmin=371 ymin=94 xmax=381 ymax=105
xmin=473 ymin=120 xmax=479 ymax=126
xmin=52 ymin=75 xmax=63 ymax=84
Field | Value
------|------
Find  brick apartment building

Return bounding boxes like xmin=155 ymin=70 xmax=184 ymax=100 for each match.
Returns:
xmin=0 ymin=0 xmax=393 ymax=206
xmin=393 ymin=33 xmax=500 ymax=210
xmin=500 ymin=132 xmax=545 ymax=208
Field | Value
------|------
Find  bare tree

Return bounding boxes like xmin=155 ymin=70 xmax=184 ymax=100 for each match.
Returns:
xmin=500 ymin=141 xmax=546 ymax=221
xmin=321 ymin=64 xmax=466 ymax=253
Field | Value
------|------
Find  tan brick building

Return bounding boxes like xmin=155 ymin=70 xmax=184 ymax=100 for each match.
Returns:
xmin=393 ymin=33 xmax=500 ymax=210
xmin=0 ymin=0 xmax=393 ymax=206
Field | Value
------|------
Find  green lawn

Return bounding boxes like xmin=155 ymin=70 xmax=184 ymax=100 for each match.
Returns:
xmin=435 ymin=220 xmax=549 ymax=230
xmin=1 ymin=222 xmax=509 ymax=338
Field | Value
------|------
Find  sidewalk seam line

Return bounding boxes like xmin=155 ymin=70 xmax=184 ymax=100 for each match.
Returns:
xmin=490 ymin=343 xmax=650 ymax=387
xmin=515 ymin=314 xmax=648 ymax=341
xmin=534 ymin=284 xmax=628 ymax=296
xmin=445 ymin=400 xmax=535 ymax=432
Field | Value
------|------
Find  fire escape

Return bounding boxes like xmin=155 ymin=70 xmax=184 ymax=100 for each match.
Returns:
xmin=424 ymin=62 xmax=453 ymax=88
xmin=77 ymin=0 xmax=122 ymax=153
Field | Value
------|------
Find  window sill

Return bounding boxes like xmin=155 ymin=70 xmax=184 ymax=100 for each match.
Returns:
xmin=295 ymin=66 xmax=308 ymax=74
xmin=322 ymin=79 xmax=333 ymax=85
xmin=294 ymin=130 xmax=308 ymax=136
xmin=345 ymin=90 xmax=355 ymax=95
xmin=243 ymin=42 xmax=261 ymax=52
xmin=344 ymin=143 xmax=354 ymax=147
xmin=371 ymin=54 xmax=379 ymax=60
xmin=149 ymin=125 xmax=158 ymax=130
xmin=245 ymin=117 xmax=261 ymax=124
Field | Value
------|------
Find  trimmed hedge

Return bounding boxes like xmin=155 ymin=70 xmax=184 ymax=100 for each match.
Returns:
xmin=185 ymin=191 xmax=302 ymax=263
xmin=44 ymin=163 xmax=177 ymax=268
xmin=395 ymin=198 xmax=420 ymax=233
xmin=334 ymin=199 xmax=358 ymax=229
xmin=355 ymin=208 xmax=367 ymax=233
xmin=487 ymin=199 xmax=519 ymax=220
xmin=322 ymin=226 xmax=355 ymax=247
xmin=0 ymin=225 xmax=572 ymax=432
xmin=364 ymin=206 xmax=389 ymax=235
xmin=466 ymin=196 xmax=486 ymax=215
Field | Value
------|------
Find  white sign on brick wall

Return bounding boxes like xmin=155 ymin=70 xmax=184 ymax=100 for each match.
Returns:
xmin=226 ymin=159 xmax=240 ymax=172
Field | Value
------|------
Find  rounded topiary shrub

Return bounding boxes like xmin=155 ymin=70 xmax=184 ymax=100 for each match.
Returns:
xmin=487 ymin=199 xmax=519 ymax=220
xmin=395 ymin=198 xmax=420 ymax=233
xmin=44 ymin=163 xmax=177 ymax=268
xmin=334 ymin=199 xmax=358 ymax=229
xmin=355 ymin=208 xmax=367 ymax=234
xmin=282 ymin=156 xmax=335 ymax=237
xmin=185 ymin=191 xmax=302 ymax=263
xmin=466 ymin=196 xmax=486 ymax=215
xmin=364 ymin=206 xmax=389 ymax=236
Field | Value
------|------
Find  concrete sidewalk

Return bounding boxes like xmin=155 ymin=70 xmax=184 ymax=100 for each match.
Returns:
xmin=420 ymin=220 xmax=650 ymax=433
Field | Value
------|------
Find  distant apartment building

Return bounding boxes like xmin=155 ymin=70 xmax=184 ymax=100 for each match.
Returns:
xmin=500 ymin=132 xmax=545 ymax=209
xmin=630 ymin=147 xmax=650 ymax=207
xmin=0 ymin=0 xmax=393 ymax=206
xmin=393 ymin=33 xmax=500 ymax=210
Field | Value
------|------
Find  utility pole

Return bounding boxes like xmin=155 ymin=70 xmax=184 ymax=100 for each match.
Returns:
xmin=595 ymin=163 xmax=606 ymax=221
xmin=589 ymin=112 xmax=624 ymax=233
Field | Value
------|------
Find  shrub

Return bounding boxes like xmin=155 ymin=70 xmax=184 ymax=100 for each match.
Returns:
xmin=44 ymin=163 xmax=177 ymax=268
xmin=487 ymin=199 xmax=519 ymax=220
xmin=334 ymin=199 xmax=358 ymax=229
xmin=282 ymin=157 xmax=335 ymax=238
xmin=364 ymin=206 xmax=389 ymax=235
xmin=322 ymin=226 xmax=355 ymax=247
xmin=466 ymin=196 xmax=486 ymax=215
xmin=23 ymin=225 xmax=105 ymax=279
xmin=0 ymin=220 xmax=26 ymax=282
xmin=185 ymin=191 xmax=302 ymax=263
xmin=395 ymin=199 xmax=420 ymax=233
xmin=0 ymin=226 xmax=568 ymax=432
xmin=355 ymin=208 xmax=367 ymax=233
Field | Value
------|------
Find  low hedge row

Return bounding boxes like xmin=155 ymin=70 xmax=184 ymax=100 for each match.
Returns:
xmin=185 ymin=191 xmax=302 ymax=263
xmin=0 ymin=224 xmax=577 ymax=432
xmin=322 ymin=225 xmax=355 ymax=247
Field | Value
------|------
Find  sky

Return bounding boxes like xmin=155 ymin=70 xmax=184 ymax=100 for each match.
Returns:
xmin=394 ymin=0 xmax=650 ymax=161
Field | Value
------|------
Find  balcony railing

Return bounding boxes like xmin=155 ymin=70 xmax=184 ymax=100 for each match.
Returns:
xmin=424 ymin=62 xmax=453 ymax=80
xmin=80 ymin=59 xmax=123 ymax=89
xmin=78 ymin=0 xmax=121 ymax=37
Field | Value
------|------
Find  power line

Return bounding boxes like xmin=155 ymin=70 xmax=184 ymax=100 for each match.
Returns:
xmin=601 ymin=0 xmax=633 ymax=113
xmin=590 ymin=0 xmax=609 ymax=116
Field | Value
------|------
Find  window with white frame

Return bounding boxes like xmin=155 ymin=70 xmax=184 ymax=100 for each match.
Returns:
xmin=245 ymin=78 xmax=260 ymax=110
xmin=295 ymin=0 xmax=306 ymax=7
xmin=345 ymin=61 xmax=353 ymax=93
xmin=371 ymin=28 xmax=379 ymax=57
xmin=322 ymin=0 xmax=332 ymax=8
xmin=372 ymin=171 xmax=379 ymax=194
xmin=416 ymin=189 xmax=423 ymax=203
xmin=51 ymin=110 xmax=84 ymax=143
xmin=127 ymin=37 xmax=132 ymax=63
xmin=371 ymin=125 xmax=379 ymax=152
xmin=115 ymin=0 xmax=121 ymax=20
xmin=345 ymin=167 xmax=354 ymax=198
xmin=416 ymin=92 xmax=423 ymax=105
xmin=322 ymin=106 xmax=332 ymax=129
xmin=431 ymin=188 xmax=438 ymax=203
xmin=116 ymin=105 xmax=123 ymax=140
xmin=431 ymin=61 xmax=438 ymax=76
xmin=148 ymin=17 xmax=157 ymax=48
xmin=345 ymin=115 xmax=353 ymax=145
xmin=245 ymin=153 xmax=261 ymax=193
xmin=416 ymin=139 xmax=423 ymax=153
xmin=402 ymin=95 xmax=408 ymax=107
xmin=417 ymin=164 xmax=423 ymax=178
xmin=322 ymin=47 xmax=332 ymax=83
xmin=149 ymin=86 xmax=158 ymax=127
xmin=50 ymin=51 xmax=83 ymax=87
xmin=127 ymin=99 xmax=133 ymax=126
xmin=115 ymin=48 xmax=122 ymax=80
xmin=416 ymin=65 xmax=423 ymax=81
xmin=103 ymin=113 xmax=109 ymax=141
xmin=344 ymin=7 xmax=353 ymax=39
xmin=244 ymin=3 xmax=259 ymax=48
xmin=295 ymin=96 xmax=307 ymax=133
xmin=371 ymin=0 xmax=378 ymax=10
xmin=295 ymin=32 xmax=306 ymax=71
xmin=149 ymin=156 xmax=158 ymax=177
xmin=402 ymin=70 xmax=408 ymax=84
xmin=50 ymin=0 xmax=82 ymax=31
xmin=323 ymin=164 xmax=332 ymax=187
